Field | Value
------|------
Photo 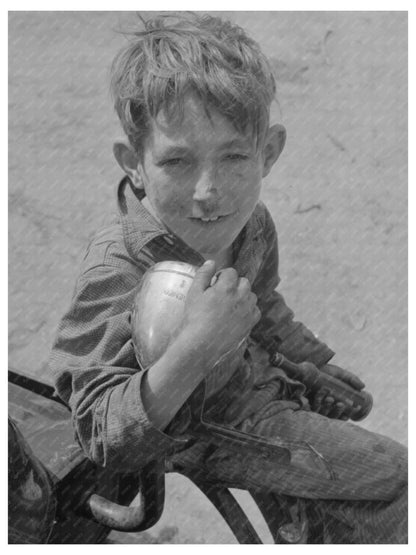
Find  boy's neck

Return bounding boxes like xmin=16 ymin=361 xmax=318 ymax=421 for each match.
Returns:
xmin=200 ymin=247 xmax=233 ymax=270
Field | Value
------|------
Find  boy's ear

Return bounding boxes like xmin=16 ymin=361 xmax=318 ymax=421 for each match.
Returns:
xmin=113 ymin=139 xmax=144 ymax=189
xmin=262 ymin=124 xmax=286 ymax=178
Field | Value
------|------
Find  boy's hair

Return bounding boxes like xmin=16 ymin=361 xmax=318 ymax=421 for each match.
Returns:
xmin=110 ymin=13 xmax=276 ymax=153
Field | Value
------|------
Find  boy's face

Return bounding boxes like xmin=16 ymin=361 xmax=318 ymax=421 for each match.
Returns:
xmin=122 ymin=93 xmax=285 ymax=257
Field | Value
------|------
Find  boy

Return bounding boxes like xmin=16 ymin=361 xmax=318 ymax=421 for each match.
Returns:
xmin=49 ymin=13 xmax=407 ymax=543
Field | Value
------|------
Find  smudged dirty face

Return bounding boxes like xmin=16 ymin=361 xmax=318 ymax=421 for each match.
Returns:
xmin=138 ymin=92 xmax=264 ymax=258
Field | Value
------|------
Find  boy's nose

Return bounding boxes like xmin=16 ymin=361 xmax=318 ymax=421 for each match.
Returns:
xmin=192 ymin=172 xmax=219 ymax=203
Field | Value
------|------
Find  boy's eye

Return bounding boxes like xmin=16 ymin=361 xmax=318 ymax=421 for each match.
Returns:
xmin=224 ymin=153 xmax=249 ymax=162
xmin=160 ymin=157 xmax=186 ymax=167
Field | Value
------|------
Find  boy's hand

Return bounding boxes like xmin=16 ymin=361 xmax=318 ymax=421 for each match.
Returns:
xmin=310 ymin=364 xmax=366 ymax=420
xmin=180 ymin=260 xmax=261 ymax=370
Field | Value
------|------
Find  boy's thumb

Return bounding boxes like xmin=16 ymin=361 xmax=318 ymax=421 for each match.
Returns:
xmin=192 ymin=260 xmax=216 ymax=291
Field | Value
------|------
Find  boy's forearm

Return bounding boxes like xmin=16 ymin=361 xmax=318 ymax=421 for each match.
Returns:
xmin=252 ymin=289 xmax=335 ymax=367
xmin=141 ymin=328 xmax=215 ymax=431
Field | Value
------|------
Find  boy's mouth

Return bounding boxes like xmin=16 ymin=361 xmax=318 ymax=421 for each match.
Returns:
xmin=199 ymin=216 xmax=223 ymax=222
xmin=190 ymin=212 xmax=234 ymax=223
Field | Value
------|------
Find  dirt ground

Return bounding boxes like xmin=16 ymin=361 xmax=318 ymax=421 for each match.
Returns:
xmin=8 ymin=11 xmax=407 ymax=543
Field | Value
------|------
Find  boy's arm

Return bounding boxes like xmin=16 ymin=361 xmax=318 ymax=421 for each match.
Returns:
xmin=49 ymin=265 xmax=191 ymax=471
xmin=249 ymin=208 xmax=368 ymax=420
xmin=143 ymin=261 xmax=260 ymax=429
xmin=50 ymin=253 xmax=256 ymax=470
xmin=250 ymin=208 xmax=335 ymax=367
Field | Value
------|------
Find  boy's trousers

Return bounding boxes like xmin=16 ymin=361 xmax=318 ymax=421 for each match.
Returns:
xmin=167 ymin=360 xmax=408 ymax=544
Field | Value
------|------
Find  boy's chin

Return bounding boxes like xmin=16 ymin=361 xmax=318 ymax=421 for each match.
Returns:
xmin=168 ymin=218 xmax=244 ymax=258
xmin=195 ymin=232 xmax=243 ymax=255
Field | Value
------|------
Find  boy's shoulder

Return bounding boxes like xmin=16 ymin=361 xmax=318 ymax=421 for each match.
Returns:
xmin=78 ymin=214 xmax=148 ymax=280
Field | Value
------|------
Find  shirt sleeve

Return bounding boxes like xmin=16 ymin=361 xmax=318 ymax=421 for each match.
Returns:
xmin=49 ymin=263 xmax=189 ymax=471
xmin=250 ymin=208 xmax=335 ymax=368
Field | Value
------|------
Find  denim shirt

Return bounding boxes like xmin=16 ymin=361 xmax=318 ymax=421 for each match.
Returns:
xmin=49 ymin=177 xmax=334 ymax=471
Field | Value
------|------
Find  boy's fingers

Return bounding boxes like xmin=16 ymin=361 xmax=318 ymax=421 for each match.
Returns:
xmin=339 ymin=399 xmax=354 ymax=420
xmin=320 ymin=395 xmax=335 ymax=416
xmin=215 ymin=267 xmax=239 ymax=290
xmin=349 ymin=375 xmax=366 ymax=391
xmin=339 ymin=371 xmax=365 ymax=391
xmin=321 ymin=364 xmax=365 ymax=391
xmin=237 ymin=276 xmax=251 ymax=294
xmin=312 ymin=388 xmax=328 ymax=412
xmin=329 ymin=402 xmax=346 ymax=419
xmin=252 ymin=304 xmax=261 ymax=324
xmin=350 ymin=404 xmax=364 ymax=420
xmin=192 ymin=260 xmax=216 ymax=291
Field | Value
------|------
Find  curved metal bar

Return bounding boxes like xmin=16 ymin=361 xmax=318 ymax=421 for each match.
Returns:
xmin=187 ymin=477 xmax=262 ymax=544
xmin=87 ymin=493 xmax=145 ymax=532
xmin=84 ymin=460 xmax=165 ymax=533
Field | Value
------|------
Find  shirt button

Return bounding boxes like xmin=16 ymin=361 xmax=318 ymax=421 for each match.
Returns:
xmin=163 ymin=235 xmax=175 ymax=246
xmin=255 ymin=384 xmax=267 ymax=390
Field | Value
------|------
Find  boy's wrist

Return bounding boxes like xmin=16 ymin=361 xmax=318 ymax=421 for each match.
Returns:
xmin=174 ymin=326 xmax=219 ymax=375
xmin=143 ymin=329 xmax=209 ymax=431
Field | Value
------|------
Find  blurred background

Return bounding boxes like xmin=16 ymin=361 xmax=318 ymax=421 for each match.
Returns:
xmin=8 ymin=11 xmax=407 ymax=543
